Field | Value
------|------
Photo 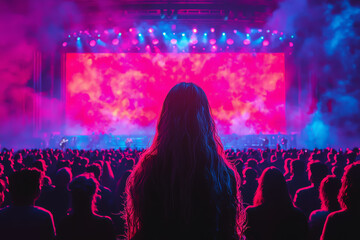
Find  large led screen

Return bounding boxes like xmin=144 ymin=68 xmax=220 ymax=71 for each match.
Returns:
xmin=65 ymin=53 xmax=285 ymax=136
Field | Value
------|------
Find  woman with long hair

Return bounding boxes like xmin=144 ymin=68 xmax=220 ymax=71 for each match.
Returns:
xmin=124 ymin=82 xmax=244 ymax=240
xmin=245 ymin=167 xmax=308 ymax=240
xmin=321 ymin=163 xmax=360 ymax=240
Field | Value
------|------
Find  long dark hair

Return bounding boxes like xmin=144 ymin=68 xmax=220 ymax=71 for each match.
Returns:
xmin=124 ymin=82 xmax=244 ymax=239
xmin=253 ymin=167 xmax=292 ymax=208
xmin=338 ymin=162 xmax=360 ymax=210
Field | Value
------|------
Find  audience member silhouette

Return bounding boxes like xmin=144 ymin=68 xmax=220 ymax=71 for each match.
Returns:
xmin=0 ymin=179 xmax=5 ymax=207
xmin=245 ymin=167 xmax=308 ymax=240
xmin=124 ymin=82 xmax=244 ymax=240
xmin=309 ymin=175 xmax=341 ymax=240
xmin=57 ymin=174 xmax=115 ymax=240
xmin=294 ymin=161 xmax=328 ymax=217
xmin=86 ymin=163 xmax=113 ymax=216
xmin=240 ymin=167 xmax=258 ymax=207
xmin=287 ymin=159 xmax=309 ymax=199
xmin=321 ymin=163 xmax=360 ymax=240
xmin=39 ymin=167 xmax=72 ymax=227
xmin=0 ymin=168 xmax=55 ymax=240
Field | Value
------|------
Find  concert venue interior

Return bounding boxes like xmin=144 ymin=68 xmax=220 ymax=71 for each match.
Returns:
xmin=1 ymin=1 xmax=360 ymax=240
xmin=1 ymin=0 xmax=358 ymax=150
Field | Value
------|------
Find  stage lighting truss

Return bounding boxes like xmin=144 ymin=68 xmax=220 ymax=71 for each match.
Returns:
xmin=62 ymin=27 xmax=295 ymax=53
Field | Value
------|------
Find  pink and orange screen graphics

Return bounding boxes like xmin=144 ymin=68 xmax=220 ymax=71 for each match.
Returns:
xmin=65 ymin=53 xmax=285 ymax=135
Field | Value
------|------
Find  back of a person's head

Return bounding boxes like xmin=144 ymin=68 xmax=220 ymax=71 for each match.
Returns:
xmin=125 ymin=82 xmax=243 ymax=239
xmin=320 ymin=175 xmax=341 ymax=212
xmin=86 ymin=163 xmax=102 ymax=181
xmin=338 ymin=162 xmax=360 ymax=210
xmin=291 ymin=159 xmax=306 ymax=176
xmin=54 ymin=167 xmax=72 ymax=189
xmin=246 ymin=159 xmax=258 ymax=169
xmin=253 ymin=167 xmax=292 ymax=208
xmin=33 ymin=159 xmax=47 ymax=172
xmin=308 ymin=161 xmax=328 ymax=185
xmin=69 ymin=174 xmax=98 ymax=213
xmin=243 ymin=167 xmax=257 ymax=183
xmin=0 ymin=179 xmax=5 ymax=206
xmin=8 ymin=168 xmax=42 ymax=205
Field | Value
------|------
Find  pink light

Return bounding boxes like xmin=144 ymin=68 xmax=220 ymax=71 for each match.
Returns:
xmin=211 ymin=45 xmax=217 ymax=52
xmin=243 ymin=39 xmax=251 ymax=45
xmin=112 ymin=39 xmax=119 ymax=45
xmin=289 ymin=42 xmax=294 ymax=47
xmin=152 ymin=39 xmax=159 ymax=45
xmin=209 ymin=39 xmax=216 ymax=45
xmin=263 ymin=40 xmax=270 ymax=46
xmin=226 ymin=39 xmax=234 ymax=45
xmin=170 ymin=39 xmax=177 ymax=44
xmin=190 ymin=38 xmax=198 ymax=44
xmin=273 ymin=30 xmax=278 ymax=34
xmin=192 ymin=28 xmax=198 ymax=33
xmin=62 ymin=42 xmax=67 ymax=47
xmin=129 ymin=28 xmax=133 ymax=32
xmin=258 ymin=29 xmax=263 ymax=32
xmin=89 ymin=40 xmax=96 ymax=47
xmin=210 ymin=28 xmax=215 ymax=33
xmin=145 ymin=45 xmax=151 ymax=50
xmin=233 ymin=29 xmax=237 ymax=34
xmin=148 ymin=28 xmax=154 ymax=33
xmin=132 ymin=39 xmax=139 ymax=45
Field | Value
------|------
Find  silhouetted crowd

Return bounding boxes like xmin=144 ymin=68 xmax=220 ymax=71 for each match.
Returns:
xmin=0 ymin=146 xmax=359 ymax=240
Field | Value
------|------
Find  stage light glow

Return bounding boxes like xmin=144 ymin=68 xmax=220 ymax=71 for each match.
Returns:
xmin=279 ymin=37 xmax=283 ymax=40
xmin=62 ymin=42 xmax=67 ymax=47
xmin=148 ymin=28 xmax=154 ymax=33
xmin=209 ymin=39 xmax=216 ymax=45
xmin=226 ymin=39 xmax=234 ymax=45
xmin=273 ymin=30 xmax=278 ymax=34
xmin=163 ymin=32 xmax=166 ymax=36
xmin=204 ymin=33 xmax=207 ymax=36
xmin=112 ymin=39 xmax=119 ymax=45
xmin=89 ymin=40 xmax=96 ymax=47
xmin=246 ymin=34 xmax=250 ymax=38
xmin=192 ymin=28 xmax=197 ymax=33
xmin=68 ymin=35 xmax=71 ymax=38
xmin=118 ymin=33 xmax=122 ymax=36
xmin=258 ymin=29 xmax=263 ymax=32
xmin=129 ymin=28 xmax=133 ymax=32
xmin=152 ymin=39 xmax=159 ymax=45
xmin=211 ymin=45 xmax=217 ymax=51
xmin=210 ymin=28 xmax=215 ymax=33
xmin=138 ymin=33 xmax=142 ymax=37
xmin=132 ymin=39 xmax=139 ymax=45
xmin=291 ymin=35 xmax=295 ymax=38
xmin=190 ymin=38 xmax=198 ymax=44
xmin=243 ymin=39 xmax=251 ymax=45
xmin=222 ymin=32 xmax=226 ymax=36
xmin=289 ymin=42 xmax=294 ymax=47
xmin=182 ymin=33 xmax=185 ymax=36
xmin=263 ymin=40 xmax=270 ymax=46
xmin=261 ymin=36 xmax=264 ymax=40
xmin=170 ymin=39 xmax=177 ymax=44
xmin=97 ymin=34 xmax=101 ymax=37
xmin=233 ymin=30 xmax=237 ymax=34
xmin=77 ymin=37 xmax=80 ymax=41
xmin=266 ymin=30 xmax=270 ymax=33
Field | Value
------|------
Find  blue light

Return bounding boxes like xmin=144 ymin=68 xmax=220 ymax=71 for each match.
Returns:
xmin=118 ymin=33 xmax=122 ymax=36
xmin=246 ymin=34 xmax=250 ymax=38
xmin=77 ymin=37 xmax=80 ymax=41
xmin=204 ymin=33 xmax=207 ymax=36
xmin=163 ymin=32 xmax=166 ymax=36
xmin=182 ymin=33 xmax=185 ymax=36
xmin=97 ymin=34 xmax=101 ymax=37
xmin=222 ymin=32 xmax=226 ymax=36
xmin=291 ymin=35 xmax=294 ymax=38
xmin=138 ymin=33 xmax=142 ymax=37
xmin=261 ymin=36 xmax=264 ymax=40
xmin=68 ymin=35 xmax=71 ymax=38
xmin=279 ymin=37 xmax=283 ymax=40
